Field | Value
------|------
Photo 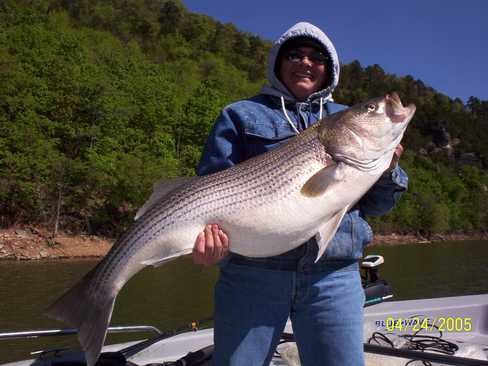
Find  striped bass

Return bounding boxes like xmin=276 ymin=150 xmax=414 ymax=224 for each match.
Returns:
xmin=47 ymin=93 xmax=415 ymax=366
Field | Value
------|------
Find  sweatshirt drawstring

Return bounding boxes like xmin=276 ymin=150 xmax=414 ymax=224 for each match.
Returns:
xmin=281 ymin=96 xmax=300 ymax=134
xmin=281 ymin=96 xmax=328 ymax=133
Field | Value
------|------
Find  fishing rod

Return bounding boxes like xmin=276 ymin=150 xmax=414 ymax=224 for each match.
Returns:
xmin=364 ymin=343 xmax=488 ymax=366
xmin=280 ymin=332 xmax=488 ymax=366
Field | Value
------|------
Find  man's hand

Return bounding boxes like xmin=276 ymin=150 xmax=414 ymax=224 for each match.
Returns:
xmin=386 ymin=143 xmax=404 ymax=173
xmin=192 ymin=224 xmax=229 ymax=266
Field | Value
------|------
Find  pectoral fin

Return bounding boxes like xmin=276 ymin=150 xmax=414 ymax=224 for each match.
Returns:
xmin=314 ymin=206 xmax=348 ymax=262
xmin=135 ymin=177 xmax=196 ymax=220
xmin=301 ymin=163 xmax=344 ymax=197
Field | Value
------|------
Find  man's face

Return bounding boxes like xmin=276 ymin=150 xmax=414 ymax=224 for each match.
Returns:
xmin=279 ymin=46 xmax=328 ymax=101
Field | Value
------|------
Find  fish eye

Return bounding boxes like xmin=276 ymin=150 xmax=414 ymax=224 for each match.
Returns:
xmin=367 ymin=103 xmax=377 ymax=112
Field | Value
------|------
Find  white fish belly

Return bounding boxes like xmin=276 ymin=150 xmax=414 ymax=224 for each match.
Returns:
xmin=196 ymin=186 xmax=347 ymax=257
xmin=140 ymin=201 xmax=322 ymax=263
xmin=218 ymin=191 xmax=336 ymax=257
xmin=141 ymin=166 xmax=382 ymax=263
xmin=137 ymin=190 xmax=331 ymax=262
xmin=220 ymin=166 xmax=380 ymax=257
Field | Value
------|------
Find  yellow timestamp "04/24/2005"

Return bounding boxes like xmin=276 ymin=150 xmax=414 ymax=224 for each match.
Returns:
xmin=385 ymin=316 xmax=472 ymax=333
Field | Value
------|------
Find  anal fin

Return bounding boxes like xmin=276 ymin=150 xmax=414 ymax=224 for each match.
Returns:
xmin=141 ymin=248 xmax=193 ymax=267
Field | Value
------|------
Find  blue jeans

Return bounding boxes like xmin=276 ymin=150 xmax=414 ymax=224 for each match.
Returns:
xmin=213 ymin=256 xmax=365 ymax=365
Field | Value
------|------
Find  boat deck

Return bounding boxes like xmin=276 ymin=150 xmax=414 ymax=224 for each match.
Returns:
xmin=2 ymin=294 xmax=488 ymax=365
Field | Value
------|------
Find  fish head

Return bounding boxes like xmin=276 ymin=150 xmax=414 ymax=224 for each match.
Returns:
xmin=318 ymin=92 xmax=415 ymax=172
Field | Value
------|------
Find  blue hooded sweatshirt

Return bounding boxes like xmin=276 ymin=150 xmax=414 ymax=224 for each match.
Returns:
xmin=197 ymin=22 xmax=407 ymax=266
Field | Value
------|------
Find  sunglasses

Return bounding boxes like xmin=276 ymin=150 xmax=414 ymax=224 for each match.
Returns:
xmin=285 ymin=49 xmax=329 ymax=65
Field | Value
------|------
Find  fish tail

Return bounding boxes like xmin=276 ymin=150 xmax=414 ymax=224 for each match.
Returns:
xmin=46 ymin=268 xmax=116 ymax=366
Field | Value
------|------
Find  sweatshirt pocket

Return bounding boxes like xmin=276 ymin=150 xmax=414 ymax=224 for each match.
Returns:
xmin=351 ymin=213 xmax=374 ymax=257
xmin=322 ymin=214 xmax=354 ymax=259
xmin=321 ymin=211 xmax=373 ymax=261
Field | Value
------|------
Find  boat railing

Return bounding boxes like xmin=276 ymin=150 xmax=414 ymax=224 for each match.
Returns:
xmin=0 ymin=325 xmax=162 ymax=340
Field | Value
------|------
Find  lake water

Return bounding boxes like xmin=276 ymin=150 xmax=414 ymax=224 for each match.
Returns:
xmin=0 ymin=240 xmax=487 ymax=363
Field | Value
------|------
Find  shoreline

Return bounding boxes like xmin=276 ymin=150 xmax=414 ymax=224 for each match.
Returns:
xmin=1 ymin=226 xmax=487 ymax=261
xmin=370 ymin=232 xmax=488 ymax=246
xmin=0 ymin=226 xmax=112 ymax=261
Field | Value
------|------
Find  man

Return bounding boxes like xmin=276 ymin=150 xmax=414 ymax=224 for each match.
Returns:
xmin=193 ymin=22 xmax=407 ymax=365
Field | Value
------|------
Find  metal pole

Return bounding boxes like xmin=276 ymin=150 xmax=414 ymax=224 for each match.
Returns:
xmin=0 ymin=325 xmax=162 ymax=340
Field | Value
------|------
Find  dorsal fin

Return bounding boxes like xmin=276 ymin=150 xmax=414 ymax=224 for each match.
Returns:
xmin=135 ymin=177 xmax=196 ymax=220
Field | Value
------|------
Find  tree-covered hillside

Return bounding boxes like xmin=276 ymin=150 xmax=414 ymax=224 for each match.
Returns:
xmin=1 ymin=0 xmax=487 ymax=237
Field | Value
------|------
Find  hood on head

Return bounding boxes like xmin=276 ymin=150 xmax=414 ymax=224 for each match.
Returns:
xmin=260 ymin=22 xmax=340 ymax=103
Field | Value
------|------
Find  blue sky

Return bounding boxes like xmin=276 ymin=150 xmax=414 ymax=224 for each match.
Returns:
xmin=182 ymin=1 xmax=487 ymax=103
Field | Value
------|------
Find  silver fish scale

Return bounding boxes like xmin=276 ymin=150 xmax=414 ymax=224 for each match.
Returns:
xmin=95 ymin=126 xmax=331 ymax=289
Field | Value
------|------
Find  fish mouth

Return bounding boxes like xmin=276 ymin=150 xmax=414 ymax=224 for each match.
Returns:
xmin=385 ymin=92 xmax=416 ymax=123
